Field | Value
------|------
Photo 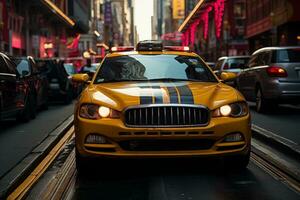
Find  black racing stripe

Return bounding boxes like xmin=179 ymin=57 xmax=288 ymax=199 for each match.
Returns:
xmin=166 ymin=86 xmax=179 ymax=103
xmin=176 ymin=85 xmax=194 ymax=104
xmin=152 ymin=85 xmax=164 ymax=104
xmin=139 ymin=85 xmax=153 ymax=104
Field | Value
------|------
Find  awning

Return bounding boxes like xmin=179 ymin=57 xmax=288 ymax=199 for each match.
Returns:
xmin=178 ymin=0 xmax=206 ymax=33
xmin=41 ymin=0 xmax=75 ymax=27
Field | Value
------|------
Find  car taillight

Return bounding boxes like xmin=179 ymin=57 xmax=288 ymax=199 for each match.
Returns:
xmin=266 ymin=66 xmax=287 ymax=77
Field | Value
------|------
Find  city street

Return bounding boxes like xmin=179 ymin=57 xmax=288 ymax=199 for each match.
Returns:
xmin=1 ymin=0 xmax=300 ymax=199
xmin=250 ymin=103 xmax=300 ymax=144
xmin=0 ymin=100 xmax=298 ymax=199
xmin=0 ymin=102 xmax=74 ymax=179
xmin=26 ymin=147 xmax=300 ymax=200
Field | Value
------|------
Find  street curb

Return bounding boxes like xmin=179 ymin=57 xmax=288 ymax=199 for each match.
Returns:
xmin=251 ymin=140 xmax=300 ymax=183
xmin=252 ymin=124 xmax=300 ymax=160
xmin=0 ymin=115 xmax=74 ymax=199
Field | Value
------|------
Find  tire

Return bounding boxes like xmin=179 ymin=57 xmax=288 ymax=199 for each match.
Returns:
xmin=76 ymin=150 xmax=91 ymax=176
xmin=224 ymin=149 xmax=250 ymax=171
xmin=63 ymin=89 xmax=72 ymax=105
xmin=18 ymin=95 xmax=31 ymax=122
xmin=255 ymin=87 xmax=268 ymax=113
xmin=30 ymin=95 xmax=37 ymax=119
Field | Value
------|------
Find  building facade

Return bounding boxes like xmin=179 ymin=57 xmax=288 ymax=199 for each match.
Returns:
xmin=178 ymin=0 xmax=248 ymax=61
xmin=246 ymin=0 xmax=300 ymax=53
xmin=0 ymin=0 xmax=88 ymax=58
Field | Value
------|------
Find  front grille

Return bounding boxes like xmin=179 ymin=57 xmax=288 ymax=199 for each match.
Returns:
xmin=124 ymin=105 xmax=209 ymax=127
xmin=119 ymin=139 xmax=214 ymax=151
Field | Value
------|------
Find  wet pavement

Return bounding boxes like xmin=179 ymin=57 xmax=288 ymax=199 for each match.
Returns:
xmin=28 ymin=137 xmax=300 ymax=200
xmin=0 ymin=102 xmax=75 ymax=178
xmin=250 ymin=103 xmax=300 ymax=144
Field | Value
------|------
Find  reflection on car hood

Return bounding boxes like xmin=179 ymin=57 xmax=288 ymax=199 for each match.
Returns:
xmin=83 ymin=81 xmax=242 ymax=111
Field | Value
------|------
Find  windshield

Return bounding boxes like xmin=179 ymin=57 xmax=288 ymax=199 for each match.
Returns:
xmin=64 ymin=64 xmax=76 ymax=75
xmin=94 ymin=54 xmax=217 ymax=83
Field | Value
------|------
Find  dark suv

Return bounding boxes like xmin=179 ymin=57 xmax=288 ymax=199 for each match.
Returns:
xmin=12 ymin=57 xmax=49 ymax=111
xmin=237 ymin=47 xmax=300 ymax=112
xmin=0 ymin=53 xmax=36 ymax=121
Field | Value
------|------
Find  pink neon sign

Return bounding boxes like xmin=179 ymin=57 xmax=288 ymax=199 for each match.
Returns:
xmin=182 ymin=0 xmax=226 ymax=45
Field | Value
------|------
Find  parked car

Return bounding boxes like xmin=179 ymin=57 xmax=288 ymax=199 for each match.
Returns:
xmin=214 ymin=56 xmax=250 ymax=77
xmin=12 ymin=56 xmax=49 ymax=111
xmin=79 ymin=60 xmax=98 ymax=80
xmin=237 ymin=46 xmax=300 ymax=112
xmin=206 ymin=62 xmax=215 ymax=69
xmin=0 ymin=53 xmax=35 ymax=122
xmin=64 ymin=63 xmax=83 ymax=97
xmin=35 ymin=59 xmax=73 ymax=104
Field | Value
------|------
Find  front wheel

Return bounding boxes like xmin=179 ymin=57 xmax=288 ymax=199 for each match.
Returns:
xmin=76 ymin=150 xmax=94 ymax=176
xmin=18 ymin=95 xmax=31 ymax=122
xmin=224 ymin=149 xmax=250 ymax=170
xmin=30 ymin=95 xmax=37 ymax=119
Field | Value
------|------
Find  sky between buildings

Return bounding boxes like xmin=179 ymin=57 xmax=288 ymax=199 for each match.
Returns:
xmin=134 ymin=0 xmax=154 ymax=41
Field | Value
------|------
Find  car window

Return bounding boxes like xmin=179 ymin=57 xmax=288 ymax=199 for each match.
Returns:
xmin=0 ymin=56 xmax=9 ymax=74
xmin=274 ymin=49 xmax=300 ymax=63
xmin=249 ymin=55 xmax=258 ymax=68
xmin=13 ymin=59 xmax=30 ymax=76
xmin=4 ymin=57 xmax=17 ymax=74
xmin=227 ymin=58 xmax=249 ymax=69
xmin=95 ymin=54 xmax=217 ymax=83
xmin=214 ymin=60 xmax=224 ymax=70
xmin=261 ymin=51 xmax=271 ymax=65
xmin=64 ymin=64 xmax=76 ymax=75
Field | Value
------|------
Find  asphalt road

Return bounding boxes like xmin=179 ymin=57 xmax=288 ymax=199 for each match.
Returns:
xmin=249 ymin=103 xmax=300 ymax=144
xmin=71 ymin=160 xmax=299 ymax=200
xmin=0 ymin=102 xmax=75 ymax=178
xmin=27 ymin=138 xmax=300 ymax=200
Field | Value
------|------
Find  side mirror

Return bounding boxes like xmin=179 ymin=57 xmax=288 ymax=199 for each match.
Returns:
xmin=220 ymin=72 xmax=237 ymax=82
xmin=72 ymin=74 xmax=90 ymax=84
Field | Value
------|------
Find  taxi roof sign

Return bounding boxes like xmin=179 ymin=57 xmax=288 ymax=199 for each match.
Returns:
xmin=136 ymin=40 xmax=163 ymax=51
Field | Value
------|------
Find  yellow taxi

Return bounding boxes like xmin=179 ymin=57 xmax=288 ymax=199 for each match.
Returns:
xmin=73 ymin=41 xmax=251 ymax=172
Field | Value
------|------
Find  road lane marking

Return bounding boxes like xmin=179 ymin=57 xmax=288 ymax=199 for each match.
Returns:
xmin=7 ymin=126 xmax=74 ymax=200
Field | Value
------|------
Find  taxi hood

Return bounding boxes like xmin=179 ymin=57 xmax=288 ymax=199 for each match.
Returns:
xmin=86 ymin=81 xmax=241 ymax=111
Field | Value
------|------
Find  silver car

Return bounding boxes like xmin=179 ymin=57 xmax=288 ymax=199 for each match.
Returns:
xmin=237 ymin=46 xmax=300 ymax=112
xmin=214 ymin=56 xmax=250 ymax=77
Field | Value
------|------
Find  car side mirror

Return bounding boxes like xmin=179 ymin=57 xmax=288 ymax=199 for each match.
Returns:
xmin=72 ymin=73 xmax=90 ymax=84
xmin=220 ymin=72 xmax=237 ymax=82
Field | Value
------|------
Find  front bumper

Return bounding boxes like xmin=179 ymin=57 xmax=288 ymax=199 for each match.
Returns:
xmin=75 ymin=113 xmax=251 ymax=159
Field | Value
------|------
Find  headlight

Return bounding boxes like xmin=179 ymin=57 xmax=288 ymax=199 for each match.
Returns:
xmin=99 ymin=106 xmax=110 ymax=118
xmin=79 ymin=104 xmax=120 ymax=119
xmin=220 ymin=105 xmax=231 ymax=116
xmin=212 ymin=102 xmax=248 ymax=117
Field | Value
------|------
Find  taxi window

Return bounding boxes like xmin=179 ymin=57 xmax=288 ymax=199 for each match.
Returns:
xmin=94 ymin=54 xmax=217 ymax=83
